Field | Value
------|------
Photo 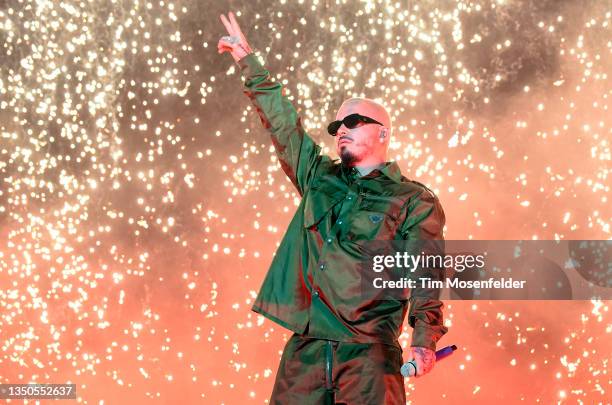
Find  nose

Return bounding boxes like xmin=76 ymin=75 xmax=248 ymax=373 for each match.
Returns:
xmin=337 ymin=125 xmax=348 ymax=137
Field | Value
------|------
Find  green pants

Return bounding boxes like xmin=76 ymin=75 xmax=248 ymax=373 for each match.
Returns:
xmin=270 ymin=333 xmax=406 ymax=405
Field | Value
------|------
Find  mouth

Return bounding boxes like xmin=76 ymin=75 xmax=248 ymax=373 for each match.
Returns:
xmin=338 ymin=138 xmax=353 ymax=145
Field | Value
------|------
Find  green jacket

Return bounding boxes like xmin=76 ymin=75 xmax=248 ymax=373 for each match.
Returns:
xmin=239 ymin=53 xmax=448 ymax=351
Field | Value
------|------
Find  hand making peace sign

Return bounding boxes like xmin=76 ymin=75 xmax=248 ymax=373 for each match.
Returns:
xmin=217 ymin=11 xmax=253 ymax=63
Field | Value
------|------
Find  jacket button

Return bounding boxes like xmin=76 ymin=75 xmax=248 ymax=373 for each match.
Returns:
xmin=337 ymin=219 xmax=343 ymax=225
xmin=319 ymin=263 xmax=325 ymax=270
xmin=313 ymin=290 xmax=319 ymax=297
xmin=326 ymin=237 xmax=332 ymax=243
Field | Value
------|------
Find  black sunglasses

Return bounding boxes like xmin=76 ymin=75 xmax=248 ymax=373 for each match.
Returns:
xmin=327 ymin=113 xmax=384 ymax=135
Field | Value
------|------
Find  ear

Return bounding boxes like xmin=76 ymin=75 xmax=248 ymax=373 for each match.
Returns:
xmin=379 ymin=127 xmax=387 ymax=142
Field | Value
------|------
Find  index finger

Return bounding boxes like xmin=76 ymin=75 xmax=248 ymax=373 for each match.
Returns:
xmin=220 ymin=14 xmax=235 ymax=36
xmin=228 ymin=12 xmax=245 ymax=38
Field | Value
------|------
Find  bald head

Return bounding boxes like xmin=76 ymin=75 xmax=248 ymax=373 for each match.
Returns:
xmin=337 ymin=97 xmax=392 ymax=131
xmin=333 ymin=97 xmax=392 ymax=168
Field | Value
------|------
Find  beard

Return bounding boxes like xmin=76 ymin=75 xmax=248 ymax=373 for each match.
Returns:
xmin=339 ymin=146 xmax=359 ymax=166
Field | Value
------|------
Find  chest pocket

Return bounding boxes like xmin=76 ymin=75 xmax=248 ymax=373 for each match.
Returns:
xmin=347 ymin=195 xmax=402 ymax=242
xmin=303 ymin=177 xmax=347 ymax=229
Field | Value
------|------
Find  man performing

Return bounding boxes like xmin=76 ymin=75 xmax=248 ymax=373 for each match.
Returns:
xmin=218 ymin=11 xmax=448 ymax=405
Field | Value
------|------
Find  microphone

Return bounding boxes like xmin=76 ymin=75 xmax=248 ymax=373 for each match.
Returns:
xmin=400 ymin=345 xmax=457 ymax=377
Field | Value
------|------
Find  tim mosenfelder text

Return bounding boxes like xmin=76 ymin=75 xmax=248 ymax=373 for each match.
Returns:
xmin=370 ymin=252 xmax=527 ymax=290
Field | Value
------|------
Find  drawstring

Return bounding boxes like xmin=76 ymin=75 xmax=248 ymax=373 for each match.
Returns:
xmin=324 ymin=340 xmax=337 ymax=405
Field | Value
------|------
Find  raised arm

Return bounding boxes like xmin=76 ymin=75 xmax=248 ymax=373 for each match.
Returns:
xmin=218 ymin=11 xmax=324 ymax=196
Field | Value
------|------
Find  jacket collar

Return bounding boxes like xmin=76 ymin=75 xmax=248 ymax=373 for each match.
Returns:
xmin=340 ymin=161 xmax=403 ymax=184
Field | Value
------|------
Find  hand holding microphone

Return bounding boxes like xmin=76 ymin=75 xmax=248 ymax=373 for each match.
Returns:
xmin=401 ymin=345 xmax=457 ymax=377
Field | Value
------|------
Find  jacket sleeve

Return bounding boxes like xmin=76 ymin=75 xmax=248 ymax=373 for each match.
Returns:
xmin=398 ymin=187 xmax=449 ymax=351
xmin=238 ymin=53 xmax=323 ymax=196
